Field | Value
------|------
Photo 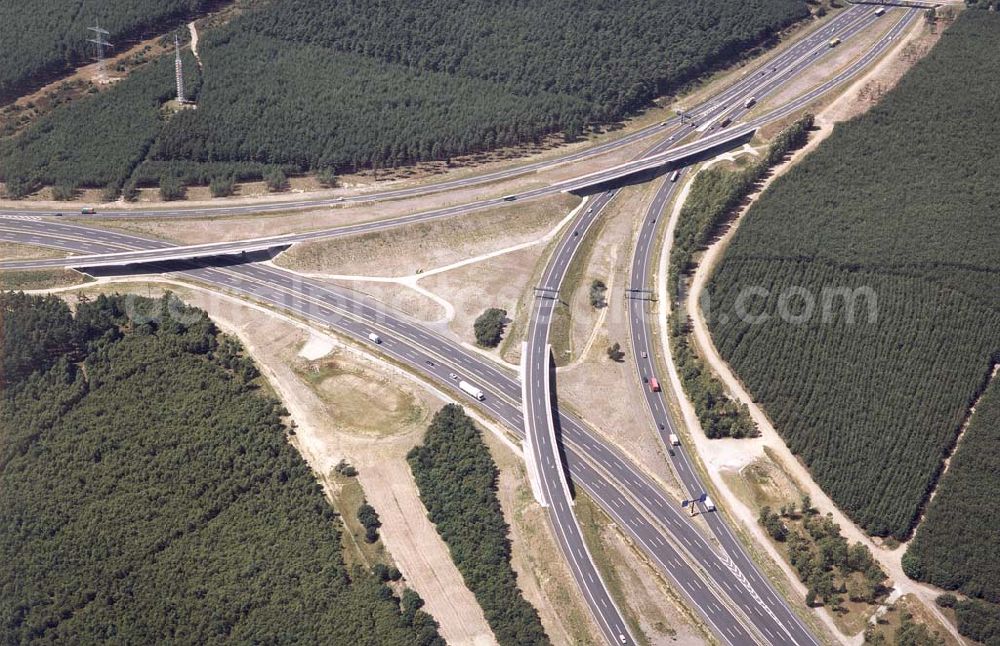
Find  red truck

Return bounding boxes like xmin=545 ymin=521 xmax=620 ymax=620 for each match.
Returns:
xmin=648 ymin=377 xmax=661 ymax=393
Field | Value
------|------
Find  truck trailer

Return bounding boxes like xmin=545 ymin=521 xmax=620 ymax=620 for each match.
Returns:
xmin=459 ymin=380 xmax=485 ymax=401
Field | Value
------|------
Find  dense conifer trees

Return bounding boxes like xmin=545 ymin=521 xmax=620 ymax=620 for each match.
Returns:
xmin=706 ymin=12 xmax=1000 ymax=539
xmin=0 ymin=292 xmax=442 ymax=645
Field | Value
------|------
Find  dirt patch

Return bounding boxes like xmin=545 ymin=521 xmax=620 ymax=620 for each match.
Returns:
xmin=418 ymin=245 xmax=545 ymax=353
xmin=0 ymin=241 xmax=68 ymax=260
xmin=277 ymin=194 xmax=579 ymax=277
xmin=0 ymin=268 xmax=89 ymax=291
xmin=358 ymin=461 xmax=498 ymax=646
xmin=294 ymin=359 xmax=426 ymax=438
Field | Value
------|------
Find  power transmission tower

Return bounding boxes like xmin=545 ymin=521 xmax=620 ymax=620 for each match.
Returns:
xmin=87 ymin=22 xmax=113 ymax=83
xmin=174 ymin=34 xmax=185 ymax=103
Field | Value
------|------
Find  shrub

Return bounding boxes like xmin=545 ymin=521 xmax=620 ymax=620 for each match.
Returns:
xmin=589 ymin=279 xmax=607 ymax=308
xmin=936 ymin=594 xmax=957 ymax=609
xmin=159 ymin=176 xmax=185 ymax=201
xmin=265 ymin=167 xmax=288 ymax=192
xmin=317 ymin=167 xmax=338 ymax=188
xmin=209 ymin=175 xmax=235 ymax=198
xmin=51 ymin=183 xmax=77 ymax=201
xmin=473 ymin=308 xmax=507 ymax=348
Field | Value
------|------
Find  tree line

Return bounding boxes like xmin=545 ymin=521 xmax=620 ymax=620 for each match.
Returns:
xmin=706 ymin=11 xmax=1000 ymax=539
xmin=408 ymin=404 xmax=550 ymax=645
xmin=0 ymin=291 xmax=443 ymax=645
xmin=666 ymin=114 xmax=813 ymax=439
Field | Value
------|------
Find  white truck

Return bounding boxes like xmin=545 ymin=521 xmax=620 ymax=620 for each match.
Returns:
xmin=459 ymin=380 xmax=485 ymax=401
xmin=874 ymin=7 xmax=886 ymax=16
xmin=744 ymin=96 xmax=756 ymax=109
xmin=670 ymin=170 xmax=680 ymax=182
xmin=367 ymin=332 xmax=382 ymax=344
xmin=669 ymin=433 xmax=680 ymax=446
xmin=703 ymin=496 xmax=716 ymax=512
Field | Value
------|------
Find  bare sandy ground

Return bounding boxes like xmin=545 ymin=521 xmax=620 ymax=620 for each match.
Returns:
xmin=419 ymin=245 xmax=546 ymax=348
xmin=0 ymin=241 xmax=67 ymax=260
xmin=276 ymin=194 xmax=578 ymax=277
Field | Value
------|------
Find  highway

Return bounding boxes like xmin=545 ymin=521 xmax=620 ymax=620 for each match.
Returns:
xmin=0 ymin=6 xmax=919 ymax=645
xmin=0 ymin=5 xmax=869 ymax=223
xmin=0 ymin=5 xmax=901 ymax=273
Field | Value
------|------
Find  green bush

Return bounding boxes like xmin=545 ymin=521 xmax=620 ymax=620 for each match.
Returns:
xmin=158 ymin=175 xmax=185 ymax=201
xmin=209 ymin=175 xmax=236 ymax=197
xmin=473 ymin=307 xmax=507 ymax=348
xmin=265 ymin=167 xmax=288 ymax=192
xmin=50 ymin=183 xmax=77 ymax=201
xmin=589 ymin=279 xmax=607 ymax=308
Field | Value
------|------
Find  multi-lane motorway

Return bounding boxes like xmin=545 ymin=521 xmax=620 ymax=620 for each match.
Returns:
xmin=0 ymin=6 xmax=920 ymax=645
xmin=1 ymin=5 xmax=900 ymax=273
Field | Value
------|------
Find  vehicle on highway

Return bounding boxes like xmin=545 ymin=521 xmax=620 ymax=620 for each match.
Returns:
xmin=829 ymin=37 xmax=842 ymax=48
xmin=875 ymin=6 xmax=886 ymax=16
xmin=744 ymin=96 xmax=757 ymax=108
xmin=503 ymin=195 xmax=517 ymax=201
xmin=641 ymin=350 xmax=648 ymax=358
xmin=449 ymin=372 xmax=458 ymax=380
xmin=719 ymin=117 xmax=732 ymax=128
xmin=704 ymin=496 xmax=717 ymax=512
xmin=425 ymin=359 xmax=435 ymax=367
xmin=669 ymin=433 xmax=680 ymax=446
xmin=648 ymin=377 xmax=661 ymax=393
xmin=458 ymin=380 xmax=485 ymax=401
xmin=669 ymin=170 xmax=680 ymax=183
xmin=54 ymin=213 xmax=63 ymax=217
xmin=80 ymin=207 xmax=97 ymax=215
xmin=367 ymin=332 xmax=382 ymax=344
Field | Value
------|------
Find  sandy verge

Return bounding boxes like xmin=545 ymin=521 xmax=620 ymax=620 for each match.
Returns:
xmin=276 ymin=194 xmax=579 ymax=277
xmin=0 ymin=241 xmax=68 ymax=260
